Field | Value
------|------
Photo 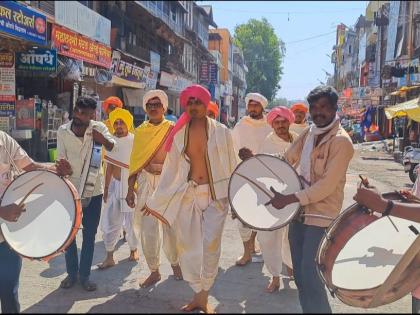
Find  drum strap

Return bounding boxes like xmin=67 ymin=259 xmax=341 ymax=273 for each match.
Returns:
xmin=3 ymin=143 xmax=23 ymax=178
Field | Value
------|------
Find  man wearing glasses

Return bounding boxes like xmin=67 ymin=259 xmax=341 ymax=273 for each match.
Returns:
xmin=126 ymin=90 xmax=182 ymax=288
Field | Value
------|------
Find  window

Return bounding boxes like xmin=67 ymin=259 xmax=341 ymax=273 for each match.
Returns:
xmin=170 ymin=2 xmax=177 ymax=23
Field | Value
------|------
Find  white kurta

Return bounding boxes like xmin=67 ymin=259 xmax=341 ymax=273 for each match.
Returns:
xmin=146 ymin=117 xmax=238 ymax=293
xmin=133 ymin=170 xmax=179 ymax=272
xmin=231 ymin=116 xmax=272 ymax=242
xmin=257 ymin=132 xmax=296 ymax=274
xmin=289 ymin=123 xmax=309 ymax=137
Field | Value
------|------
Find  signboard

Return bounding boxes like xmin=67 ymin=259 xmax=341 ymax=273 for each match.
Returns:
xmin=52 ymin=24 xmax=112 ymax=69
xmin=0 ymin=1 xmax=47 ymax=45
xmin=16 ymin=99 xmax=35 ymax=129
xmin=209 ymin=63 xmax=218 ymax=84
xmin=16 ymin=49 xmax=57 ymax=72
xmin=0 ymin=52 xmax=15 ymax=116
xmin=159 ymin=71 xmax=175 ymax=87
xmin=150 ymin=51 xmax=160 ymax=73
xmin=200 ymin=60 xmax=209 ymax=82
xmin=55 ymin=1 xmax=111 ymax=46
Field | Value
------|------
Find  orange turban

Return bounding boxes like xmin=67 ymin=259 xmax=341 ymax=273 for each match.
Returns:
xmin=207 ymin=101 xmax=219 ymax=118
xmin=291 ymin=103 xmax=308 ymax=113
xmin=102 ymin=96 xmax=123 ymax=113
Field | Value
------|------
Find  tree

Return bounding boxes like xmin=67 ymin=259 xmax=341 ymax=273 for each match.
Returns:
xmin=234 ymin=18 xmax=285 ymax=101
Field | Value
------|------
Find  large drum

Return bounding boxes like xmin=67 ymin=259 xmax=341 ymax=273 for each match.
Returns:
xmin=228 ymin=154 xmax=303 ymax=231
xmin=316 ymin=192 xmax=420 ymax=308
xmin=0 ymin=170 xmax=82 ymax=261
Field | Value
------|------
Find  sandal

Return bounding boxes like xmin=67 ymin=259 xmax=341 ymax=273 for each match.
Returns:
xmin=60 ymin=275 xmax=77 ymax=289
xmin=80 ymin=279 xmax=97 ymax=292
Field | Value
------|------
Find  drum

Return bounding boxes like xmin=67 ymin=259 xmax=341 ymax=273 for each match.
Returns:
xmin=0 ymin=170 xmax=82 ymax=261
xmin=316 ymin=192 xmax=420 ymax=308
xmin=228 ymin=154 xmax=303 ymax=231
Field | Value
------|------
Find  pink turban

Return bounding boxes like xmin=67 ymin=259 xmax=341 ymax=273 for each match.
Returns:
xmin=267 ymin=106 xmax=295 ymax=126
xmin=165 ymin=85 xmax=211 ymax=151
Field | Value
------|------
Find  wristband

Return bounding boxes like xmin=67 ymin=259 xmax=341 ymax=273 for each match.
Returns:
xmin=382 ymin=200 xmax=394 ymax=217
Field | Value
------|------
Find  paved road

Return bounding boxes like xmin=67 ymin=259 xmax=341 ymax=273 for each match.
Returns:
xmin=18 ymin=149 xmax=413 ymax=313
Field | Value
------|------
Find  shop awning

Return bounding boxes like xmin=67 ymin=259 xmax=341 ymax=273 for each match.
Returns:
xmin=385 ymin=97 xmax=420 ymax=121
xmin=111 ymin=75 xmax=146 ymax=89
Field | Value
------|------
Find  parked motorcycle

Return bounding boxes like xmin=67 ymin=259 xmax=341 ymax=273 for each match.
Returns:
xmin=403 ymin=146 xmax=420 ymax=183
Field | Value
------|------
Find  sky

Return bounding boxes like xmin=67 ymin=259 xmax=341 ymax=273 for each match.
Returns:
xmin=199 ymin=1 xmax=368 ymax=100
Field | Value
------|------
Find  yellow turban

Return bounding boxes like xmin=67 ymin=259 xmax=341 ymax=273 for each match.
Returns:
xmin=109 ymin=108 xmax=133 ymax=132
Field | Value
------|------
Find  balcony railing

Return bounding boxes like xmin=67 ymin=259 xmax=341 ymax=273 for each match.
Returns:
xmin=126 ymin=43 xmax=151 ymax=63
xmin=136 ymin=1 xmax=184 ymax=37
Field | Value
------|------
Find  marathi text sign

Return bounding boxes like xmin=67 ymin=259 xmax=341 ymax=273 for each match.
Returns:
xmin=52 ymin=24 xmax=112 ymax=69
xmin=16 ymin=49 xmax=57 ymax=72
xmin=0 ymin=52 xmax=15 ymax=117
xmin=0 ymin=1 xmax=47 ymax=45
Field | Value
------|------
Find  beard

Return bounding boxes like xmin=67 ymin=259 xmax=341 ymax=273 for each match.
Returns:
xmin=72 ymin=118 xmax=88 ymax=127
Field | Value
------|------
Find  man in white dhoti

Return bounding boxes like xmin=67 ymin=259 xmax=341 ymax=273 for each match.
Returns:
xmin=231 ymin=92 xmax=272 ymax=266
xmin=241 ymin=106 xmax=297 ymax=292
xmin=144 ymin=85 xmax=238 ymax=313
xmin=98 ymin=108 xmax=139 ymax=269
xmin=125 ymin=89 xmax=182 ymax=288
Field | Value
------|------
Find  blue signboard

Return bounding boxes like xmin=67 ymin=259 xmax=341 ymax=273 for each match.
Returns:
xmin=0 ymin=1 xmax=47 ymax=45
xmin=16 ymin=49 xmax=57 ymax=71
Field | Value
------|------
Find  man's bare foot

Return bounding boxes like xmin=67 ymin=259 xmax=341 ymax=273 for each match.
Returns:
xmin=97 ymin=257 xmax=116 ymax=270
xmin=171 ymin=264 xmax=183 ymax=280
xmin=235 ymin=254 xmax=251 ymax=266
xmin=180 ymin=291 xmax=214 ymax=313
xmin=287 ymin=266 xmax=294 ymax=279
xmin=265 ymin=277 xmax=280 ymax=293
xmin=140 ymin=271 xmax=161 ymax=288
xmin=129 ymin=249 xmax=139 ymax=261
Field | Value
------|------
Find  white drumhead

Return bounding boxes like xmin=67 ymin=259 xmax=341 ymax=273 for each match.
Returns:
xmin=229 ymin=154 xmax=302 ymax=231
xmin=0 ymin=171 xmax=76 ymax=258
xmin=332 ymin=215 xmax=420 ymax=290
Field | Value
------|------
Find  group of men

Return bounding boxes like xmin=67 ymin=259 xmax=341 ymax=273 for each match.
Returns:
xmin=0 ymin=83 xmax=418 ymax=314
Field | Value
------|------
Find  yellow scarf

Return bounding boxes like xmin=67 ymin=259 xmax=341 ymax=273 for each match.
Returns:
xmin=129 ymin=119 xmax=173 ymax=177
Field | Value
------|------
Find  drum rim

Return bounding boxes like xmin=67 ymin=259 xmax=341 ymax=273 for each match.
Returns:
xmin=228 ymin=153 xmax=304 ymax=231
xmin=316 ymin=193 xmax=419 ymax=304
xmin=0 ymin=170 xmax=79 ymax=260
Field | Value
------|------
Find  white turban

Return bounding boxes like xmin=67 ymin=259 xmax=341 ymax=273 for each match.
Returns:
xmin=143 ymin=90 xmax=169 ymax=112
xmin=245 ymin=92 xmax=268 ymax=109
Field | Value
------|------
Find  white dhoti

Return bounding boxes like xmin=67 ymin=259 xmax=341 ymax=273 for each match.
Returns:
xmin=133 ymin=170 xmax=179 ymax=272
xmin=237 ymin=221 xmax=253 ymax=242
xmin=257 ymin=226 xmax=293 ymax=276
xmin=174 ymin=181 xmax=227 ymax=293
xmin=101 ymin=177 xmax=138 ymax=252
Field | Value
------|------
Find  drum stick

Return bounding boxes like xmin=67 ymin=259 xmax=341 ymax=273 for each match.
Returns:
xmin=359 ymin=175 xmax=399 ymax=232
xmin=18 ymin=183 xmax=44 ymax=208
xmin=254 ymin=156 xmax=286 ymax=185
xmin=235 ymin=172 xmax=274 ymax=199
xmin=12 ymin=172 xmax=44 ymax=191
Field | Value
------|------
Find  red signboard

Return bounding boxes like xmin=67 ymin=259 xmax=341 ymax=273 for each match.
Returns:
xmin=51 ymin=24 xmax=112 ymax=69
xmin=16 ymin=99 xmax=35 ymax=129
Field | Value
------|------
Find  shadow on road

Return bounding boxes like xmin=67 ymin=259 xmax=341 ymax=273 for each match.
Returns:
xmin=40 ymin=238 xmax=127 ymax=279
xmin=24 ymin=252 xmax=137 ymax=313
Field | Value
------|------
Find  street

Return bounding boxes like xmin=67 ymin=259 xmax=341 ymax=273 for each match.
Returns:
xmin=19 ymin=146 xmax=412 ymax=313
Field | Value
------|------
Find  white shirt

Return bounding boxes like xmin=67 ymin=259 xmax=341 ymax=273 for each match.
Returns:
xmin=0 ymin=131 xmax=33 ymax=243
xmin=57 ymin=120 xmax=116 ymax=197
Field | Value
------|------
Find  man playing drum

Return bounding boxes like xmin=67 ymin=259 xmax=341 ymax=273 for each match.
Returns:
xmin=231 ymin=92 xmax=272 ymax=266
xmin=57 ymin=96 xmax=116 ymax=292
xmin=264 ymin=86 xmax=354 ymax=313
xmin=241 ymin=106 xmax=297 ymax=292
xmin=289 ymin=103 xmax=309 ymax=136
xmin=354 ymin=184 xmax=420 ymax=313
xmin=98 ymin=108 xmax=139 ymax=270
xmin=126 ymin=90 xmax=182 ymax=288
xmin=0 ymin=130 xmax=70 ymax=313
xmin=143 ymin=85 xmax=238 ymax=313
